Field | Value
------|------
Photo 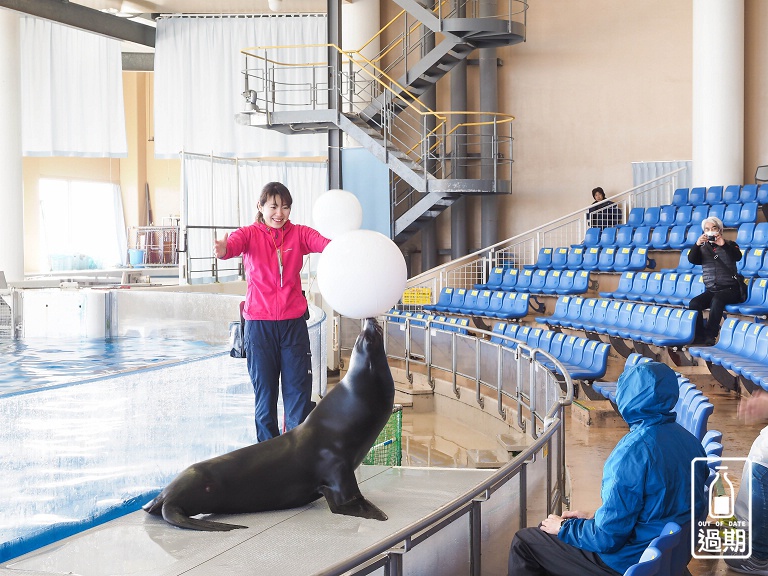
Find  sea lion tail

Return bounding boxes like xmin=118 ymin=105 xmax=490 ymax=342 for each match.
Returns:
xmin=142 ymin=494 xmax=164 ymax=515
xmin=161 ymin=503 xmax=248 ymax=532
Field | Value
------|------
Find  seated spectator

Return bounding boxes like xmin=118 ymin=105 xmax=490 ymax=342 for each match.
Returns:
xmin=587 ymin=187 xmax=621 ymax=229
xmin=507 ymin=362 xmax=708 ymax=576
xmin=687 ymin=216 xmax=743 ymax=346
xmin=726 ymin=390 xmax=768 ymax=575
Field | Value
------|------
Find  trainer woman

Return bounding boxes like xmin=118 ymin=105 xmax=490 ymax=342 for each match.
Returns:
xmin=215 ymin=182 xmax=330 ymax=442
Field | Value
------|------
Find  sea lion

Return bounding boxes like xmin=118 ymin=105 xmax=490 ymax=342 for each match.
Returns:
xmin=143 ymin=317 xmax=395 ymax=531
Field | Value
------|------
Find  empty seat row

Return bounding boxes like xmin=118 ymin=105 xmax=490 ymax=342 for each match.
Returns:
xmin=490 ymin=322 xmax=610 ymax=381
xmin=424 ymin=287 xmax=532 ymax=319
xmin=600 ymin=270 xmax=704 ymax=306
xmin=626 ymin=201 xmax=759 ymax=230
xmin=540 ymin=296 xmax=698 ymax=348
xmin=689 ymin=318 xmax=768 ymax=391
xmin=672 ymin=184 xmax=768 ymax=206
xmin=737 ymin=246 xmax=768 ymax=277
xmin=529 ymin=245 xmax=651 ymax=273
xmin=387 ymin=309 xmax=471 ymax=334
xmin=735 ymin=221 xmax=768 ymax=248
xmin=476 ymin=264 xmax=591 ymax=293
xmin=725 ymin=277 xmax=768 ymax=316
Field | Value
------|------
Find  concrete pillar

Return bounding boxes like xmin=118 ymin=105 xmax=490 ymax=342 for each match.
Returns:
xmin=692 ymin=0 xmax=744 ymax=186
xmin=0 ymin=9 xmax=24 ymax=283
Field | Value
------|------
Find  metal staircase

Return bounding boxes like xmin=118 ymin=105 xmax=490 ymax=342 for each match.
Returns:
xmin=237 ymin=0 xmax=527 ymax=244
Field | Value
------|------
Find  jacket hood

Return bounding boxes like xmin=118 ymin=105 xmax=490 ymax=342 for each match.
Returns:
xmin=615 ymin=362 xmax=678 ymax=429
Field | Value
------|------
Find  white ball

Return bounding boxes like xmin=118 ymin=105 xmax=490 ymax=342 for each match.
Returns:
xmin=312 ymin=189 xmax=363 ymax=239
xmin=317 ymin=230 xmax=407 ymax=319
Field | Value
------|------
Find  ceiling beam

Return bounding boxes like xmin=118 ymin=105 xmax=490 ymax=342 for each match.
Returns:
xmin=0 ymin=0 xmax=156 ymax=47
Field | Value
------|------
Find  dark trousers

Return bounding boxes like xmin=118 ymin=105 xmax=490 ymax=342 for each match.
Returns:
xmin=244 ymin=317 xmax=313 ymax=442
xmin=508 ymin=527 xmax=620 ymax=576
xmin=688 ymin=285 xmax=742 ymax=340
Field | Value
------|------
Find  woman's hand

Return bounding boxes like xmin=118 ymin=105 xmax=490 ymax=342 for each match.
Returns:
xmin=214 ymin=233 xmax=229 ymax=259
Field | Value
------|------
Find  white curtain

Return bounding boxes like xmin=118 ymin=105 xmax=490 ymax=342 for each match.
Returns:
xmin=20 ymin=17 xmax=127 ymax=157
xmin=155 ymin=15 xmax=327 ymax=158
xmin=182 ymin=154 xmax=327 ymax=280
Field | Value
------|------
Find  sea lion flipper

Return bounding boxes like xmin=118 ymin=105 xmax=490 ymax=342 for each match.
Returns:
xmin=319 ymin=485 xmax=388 ymax=521
xmin=161 ymin=504 xmax=248 ymax=531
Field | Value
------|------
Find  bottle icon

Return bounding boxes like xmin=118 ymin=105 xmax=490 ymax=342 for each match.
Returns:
xmin=709 ymin=466 xmax=735 ymax=519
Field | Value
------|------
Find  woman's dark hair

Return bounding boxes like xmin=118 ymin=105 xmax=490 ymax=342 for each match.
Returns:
xmin=592 ymin=186 xmax=605 ymax=200
xmin=257 ymin=182 xmax=293 ymax=223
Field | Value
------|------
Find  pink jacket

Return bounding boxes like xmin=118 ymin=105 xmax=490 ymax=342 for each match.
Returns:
xmin=222 ymin=220 xmax=330 ymax=321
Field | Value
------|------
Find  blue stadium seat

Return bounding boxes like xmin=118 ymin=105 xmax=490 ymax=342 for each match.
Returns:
xmin=727 ymin=277 xmax=768 ymax=315
xmin=651 ymin=308 xmax=697 ymax=346
xmin=525 ymin=327 xmax=545 ymax=349
xmin=486 ymin=291 xmax=506 ymax=317
xmin=627 ymin=207 xmax=645 ymax=227
xmin=675 ymin=205 xmax=694 ymax=226
xmin=475 ymin=266 xmax=506 ymax=290
xmin=567 ymin=247 xmax=585 ymax=269
xmin=742 ymin=248 xmax=766 ymax=278
xmin=581 ymin=247 xmax=601 ymax=271
xmin=723 ymin=185 xmax=741 ymax=204
xmin=490 ymin=321 xmax=508 ymax=344
xmin=612 ymin=246 xmax=634 ymax=272
xmin=558 ymin=297 xmax=585 ymax=328
xmin=691 ymin=318 xmax=740 ymax=363
xmin=424 ymin=287 xmax=453 ymax=312
xmin=605 ymin=301 xmax=635 ymax=337
xmin=736 ymin=222 xmax=756 ymax=248
xmin=541 ymin=270 xmax=563 ymax=295
xmin=623 ymin=546 xmax=662 ymax=576
xmin=525 ymin=247 xmax=553 ymax=270
xmin=705 ymin=185 xmax=723 ymax=204
xmin=628 ymin=247 xmax=651 ymax=271
xmin=666 ymin=225 xmax=689 ymax=250
xmin=529 ymin=269 xmax=548 ymax=293
xmin=672 ymin=188 xmax=689 ymax=206
xmin=632 ymin=226 xmax=652 ymax=248
xmin=445 ymin=288 xmax=468 ymax=313
xmin=597 ymin=247 xmax=617 ymax=271
xmin=722 ymin=202 xmax=743 ymax=228
xmin=501 ymin=267 xmax=519 ymax=291
xmin=662 ymin=248 xmax=695 ymax=274
xmin=650 ymin=522 xmax=684 ymax=576
xmin=691 ymin=204 xmax=709 ymax=226
xmin=471 ymin=290 xmax=494 ymax=316
xmin=538 ymin=295 xmax=570 ymax=326
xmin=740 ymin=184 xmax=758 ymax=203
xmin=581 ymin=227 xmax=602 ymax=248
xmin=640 ymin=272 xmax=664 ymax=303
xmin=650 ymin=226 xmax=671 ymax=250
xmin=615 ymin=225 xmax=635 ymax=246
xmin=643 ymin=206 xmax=661 ymax=227
xmin=689 ymin=186 xmax=707 ymax=205
xmin=600 ymin=227 xmax=618 ymax=247
xmin=624 ymin=271 xmax=651 ymax=301
xmin=387 ymin=308 xmax=404 ymax=322
xmin=685 ymin=274 xmax=705 ymax=305
xmin=753 ymin=222 xmax=768 ymax=246
xmin=600 ymin=271 xmax=634 ymax=299
xmin=658 ymin=204 xmax=677 ymax=226
xmin=690 ymin=401 xmax=714 ymax=442
xmin=758 ymin=184 xmax=768 ymax=205
xmin=739 ymin=202 xmax=759 ymax=225
xmin=516 ymin=269 xmax=534 ymax=292
xmin=684 ymin=225 xmax=701 ymax=248
xmin=581 ymin=299 xmax=611 ymax=332
xmin=708 ymin=204 xmax=726 ymax=224
xmin=620 ymin=303 xmax=652 ymax=340
xmin=569 ymin=297 xmax=596 ymax=330
xmin=569 ymin=340 xmax=611 ymax=380
xmin=654 ymin=272 xmax=679 ymax=304
xmin=551 ymin=247 xmax=569 ymax=270
xmin=567 ymin=270 xmax=590 ymax=295
xmin=460 ymin=289 xmax=480 ymax=314
xmin=496 ymin=292 xmax=530 ymax=320
xmin=502 ymin=323 xmax=520 ymax=347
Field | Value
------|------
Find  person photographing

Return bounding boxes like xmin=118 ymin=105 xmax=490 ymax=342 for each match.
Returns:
xmin=687 ymin=216 xmax=743 ymax=346
xmin=214 ymin=182 xmax=330 ymax=442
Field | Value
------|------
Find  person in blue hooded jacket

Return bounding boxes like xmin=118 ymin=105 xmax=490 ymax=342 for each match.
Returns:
xmin=508 ymin=362 xmax=708 ymax=575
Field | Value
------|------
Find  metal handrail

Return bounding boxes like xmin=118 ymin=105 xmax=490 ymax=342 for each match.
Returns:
xmin=325 ymin=313 xmax=570 ymax=576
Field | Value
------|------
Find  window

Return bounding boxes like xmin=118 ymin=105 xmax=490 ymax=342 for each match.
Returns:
xmin=39 ymin=178 xmax=126 ymax=271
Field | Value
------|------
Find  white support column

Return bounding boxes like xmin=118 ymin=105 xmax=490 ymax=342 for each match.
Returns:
xmin=0 ymin=9 xmax=24 ymax=283
xmin=692 ymin=0 xmax=744 ymax=187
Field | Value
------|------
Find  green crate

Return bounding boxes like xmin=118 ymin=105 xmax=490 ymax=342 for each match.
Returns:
xmin=363 ymin=404 xmax=402 ymax=466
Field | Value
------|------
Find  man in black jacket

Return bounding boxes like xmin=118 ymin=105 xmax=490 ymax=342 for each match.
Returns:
xmin=687 ymin=216 xmax=743 ymax=345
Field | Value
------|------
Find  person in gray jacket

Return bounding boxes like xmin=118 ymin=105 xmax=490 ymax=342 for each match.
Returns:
xmin=687 ymin=216 xmax=742 ymax=346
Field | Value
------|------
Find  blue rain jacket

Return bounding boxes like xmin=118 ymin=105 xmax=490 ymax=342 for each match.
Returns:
xmin=559 ymin=362 xmax=708 ymax=574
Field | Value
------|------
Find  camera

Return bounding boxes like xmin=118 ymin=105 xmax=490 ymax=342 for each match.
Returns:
xmin=706 ymin=233 xmax=717 ymax=243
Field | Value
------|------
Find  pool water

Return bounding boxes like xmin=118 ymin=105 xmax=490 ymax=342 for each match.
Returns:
xmin=0 ymin=338 xmax=225 ymax=395
xmin=0 ymin=342 xmax=256 ymax=562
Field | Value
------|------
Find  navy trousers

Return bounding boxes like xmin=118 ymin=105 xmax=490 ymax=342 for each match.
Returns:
xmin=508 ymin=528 xmax=620 ymax=576
xmin=244 ymin=317 xmax=313 ymax=442
xmin=688 ymin=285 xmax=742 ymax=341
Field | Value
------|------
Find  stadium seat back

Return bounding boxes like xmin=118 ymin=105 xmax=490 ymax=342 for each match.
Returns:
xmin=650 ymin=226 xmax=670 ymax=250
xmin=658 ymin=204 xmax=677 ymax=226
xmin=736 ymin=222 xmax=756 ymax=247
xmin=740 ymin=184 xmax=758 ymax=203
xmin=582 ymin=247 xmax=601 ymax=270
xmin=723 ymin=185 xmax=741 ymax=204
xmin=672 ymin=188 xmax=689 ymax=206
xmin=689 ymin=186 xmax=707 ymax=205
xmin=501 ymin=267 xmax=519 ymax=291
xmin=567 ymin=247 xmax=585 ymax=269
xmin=627 ymin=207 xmax=645 ymax=227
xmin=705 ymin=186 xmax=723 ymax=204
